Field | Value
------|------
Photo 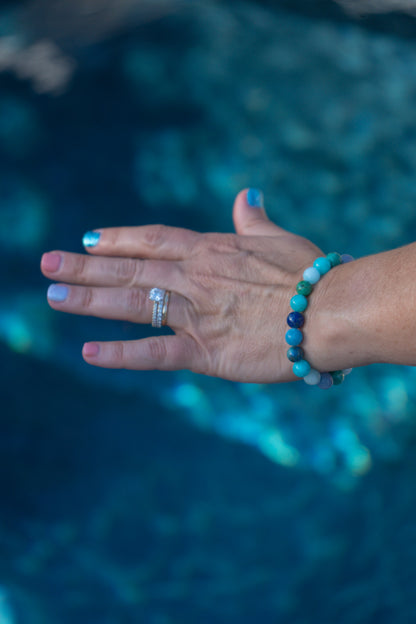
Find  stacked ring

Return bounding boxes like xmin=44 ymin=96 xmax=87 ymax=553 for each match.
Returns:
xmin=149 ymin=288 xmax=170 ymax=328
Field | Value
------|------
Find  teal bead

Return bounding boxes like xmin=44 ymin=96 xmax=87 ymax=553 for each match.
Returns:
xmin=331 ymin=370 xmax=345 ymax=385
xmin=293 ymin=359 xmax=311 ymax=378
xmin=285 ymin=329 xmax=303 ymax=346
xmin=313 ymin=257 xmax=331 ymax=275
xmin=326 ymin=252 xmax=342 ymax=267
xmin=290 ymin=294 xmax=308 ymax=312
xmin=296 ymin=280 xmax=313 ymax=296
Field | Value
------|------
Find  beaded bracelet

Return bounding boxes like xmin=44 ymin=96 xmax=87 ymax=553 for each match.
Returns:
xmin=285 ymin=252 xmax=354 ymax=389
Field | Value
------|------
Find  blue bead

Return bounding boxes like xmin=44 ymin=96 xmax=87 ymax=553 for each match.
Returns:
xmin=318 ymin=372 xmax=333 ymax=389
xmin=313 ymin=257 xmax=331 ymax=275
xmin=293 ymin=360 xmax=311 ymax=378
xmin=341 ymin=254 xmax=354 ymax=264
xmin=285 ymin=329 xmax=303 ymax=346
xmin=287 ymin=311 xmax=305 ymax=328
xmin=290 ymin=294 xmax=308 ymax=312
xmin=287 ymin=346 xmax=304 ymax=362
xmin=303 ymin=267 xmax=321 ymax=284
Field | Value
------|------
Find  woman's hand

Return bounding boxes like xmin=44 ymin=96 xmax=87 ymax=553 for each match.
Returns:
xmin=41 ymin=189 xmax=324 ymax=383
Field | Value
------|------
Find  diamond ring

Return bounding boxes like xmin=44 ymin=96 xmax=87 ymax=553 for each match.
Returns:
xmin=149 ymin=288 xmax=170 ymax=328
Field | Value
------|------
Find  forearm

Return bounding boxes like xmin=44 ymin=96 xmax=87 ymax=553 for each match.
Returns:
xmin=307 ymin=243 xmax=416 ymax=372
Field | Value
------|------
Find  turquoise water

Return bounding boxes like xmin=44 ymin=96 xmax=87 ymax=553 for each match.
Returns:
xmin=2 ymin=2 xmax=416 ymax=622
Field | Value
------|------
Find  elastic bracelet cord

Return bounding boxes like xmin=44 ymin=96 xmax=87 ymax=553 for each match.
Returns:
xmin=285 ymin=252 xmax=354 ymax=389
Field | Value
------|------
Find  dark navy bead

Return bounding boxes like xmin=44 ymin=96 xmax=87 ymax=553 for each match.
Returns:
xmin=287 ymin=311 xmax=305 ymax=328
xmin=287 ymin=346 xmax=304 ymax=362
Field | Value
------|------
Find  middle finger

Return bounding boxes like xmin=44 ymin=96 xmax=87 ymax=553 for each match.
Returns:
xmin=41 ymin=251 xmax=188 ymax=293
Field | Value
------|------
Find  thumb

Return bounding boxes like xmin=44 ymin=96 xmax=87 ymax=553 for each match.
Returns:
xmin=232 ymin=189 xmax=287 ymax=236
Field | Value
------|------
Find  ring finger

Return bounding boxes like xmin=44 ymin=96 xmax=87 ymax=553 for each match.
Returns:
xmin=46 ymin=283 xmax=188 ymax=329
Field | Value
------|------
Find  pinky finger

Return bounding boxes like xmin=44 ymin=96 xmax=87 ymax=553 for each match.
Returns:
xmin=82 ymin=335 xmax=199 ymax=371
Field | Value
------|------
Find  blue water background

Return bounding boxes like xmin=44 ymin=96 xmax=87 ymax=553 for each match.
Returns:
xmin=2 ymin=2 xmax=416 ymax=622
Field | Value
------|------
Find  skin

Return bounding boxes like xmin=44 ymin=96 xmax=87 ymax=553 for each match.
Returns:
xmin=40 ymin=189 xmax=416 ymax=383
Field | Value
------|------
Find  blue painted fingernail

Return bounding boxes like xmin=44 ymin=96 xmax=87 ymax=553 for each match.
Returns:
xmin=83 ymin=231 xmax=101 ymax=247
xmin=47 ymin=284 xmax=68 ymax=302
xmin=247 ymin=188 xmax=264 ymax=208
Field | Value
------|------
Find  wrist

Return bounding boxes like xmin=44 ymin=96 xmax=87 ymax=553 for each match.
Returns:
xmin=306 ymin=246 xmax=416 ymax=372
xmin=304 ymin=259 xmax=369 ymax=373
xmin=285 ymin=252 xmax=359 ymax=386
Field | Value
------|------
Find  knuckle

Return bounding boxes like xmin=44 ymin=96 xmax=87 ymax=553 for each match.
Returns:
xmin=126 ymin=288 xmax=147 ymax=313
xmin=81 ymin=287 xmax=94 ymax=309
xmin=191 ymin=233 xmax=207 ymax=255
xmin=143 ymin=224 xmax=168 ymax=249
xmin=147 ymin=338 xmax=168 ymax=363
xmin=111 ymin=341 xmax=125 ymax=366
xmin=73 ymin=254 xmax=89 ymax=280
xmin=115 ymin=258 xmax=138 ymax=284
xmin=132 ymin=260 xmax=146 ymax=284
xmin=107 ymin=229 xmax=121 ymax=246
xmin=202 ymin=233 xmax=238 ymax=254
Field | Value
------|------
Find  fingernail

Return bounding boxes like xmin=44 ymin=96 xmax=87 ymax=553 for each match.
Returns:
xmin=42 ymin=252 xmax=62 ymax=273
xmin=247 ymin=188 xmax=264 ymax=208
xmin=83 ymin=231 xmax=101 ymax=247
xmin=83 ymin=342 xmax=100 ymax=357
xmin=47 ymin=284 xmax=68 ymax=302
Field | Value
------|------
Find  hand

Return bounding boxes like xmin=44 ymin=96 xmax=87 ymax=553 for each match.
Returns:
xmin=41 ymin=189 xmax=324 ymax=383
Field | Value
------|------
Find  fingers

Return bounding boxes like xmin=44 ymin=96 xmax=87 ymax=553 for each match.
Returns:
xmin=82 ymin=224 xmax=200 ymax=260
xmin=46 ymin=283 xmax=187 ymax=328
xmin=82 ymin=335 xmax=201 ymax=371
xmin=41 ymin=251 xmax=188 ymax=292
xmin=232 ymin=188 xmax=288 ymax=237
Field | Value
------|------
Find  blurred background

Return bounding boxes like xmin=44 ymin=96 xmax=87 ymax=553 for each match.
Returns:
xmin=2 ymin=0 xmax=416 ymax=622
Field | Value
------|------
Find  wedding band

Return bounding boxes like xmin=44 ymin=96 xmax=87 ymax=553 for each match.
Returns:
xmin=162 ymin=291 xmax=170 ymax=326
xmin=149 ymin=287 xmax=170 ymax=328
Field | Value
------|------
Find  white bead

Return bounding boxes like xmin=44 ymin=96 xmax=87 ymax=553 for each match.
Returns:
xmin=304 ymin=369 xmax=321 ymax=385
xmin=342 ymin=368 xmax=353 ymax=375
xmin=303 ymin=267 xmax=321 ymax=284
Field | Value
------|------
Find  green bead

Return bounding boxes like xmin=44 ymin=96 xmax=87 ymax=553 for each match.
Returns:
xmin=296 ymin=280 xmax=313 ymax=296
xmin=331 ymin=370 xmax=345 ymax=385
xmin=326 ymin=252 xmax=342 ymax=268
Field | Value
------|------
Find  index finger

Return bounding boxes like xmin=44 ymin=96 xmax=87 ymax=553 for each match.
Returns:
xmin=83 ymin=224 xmax=201 ymax=260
